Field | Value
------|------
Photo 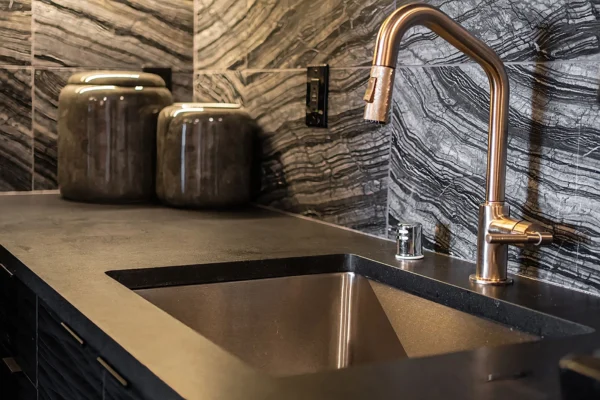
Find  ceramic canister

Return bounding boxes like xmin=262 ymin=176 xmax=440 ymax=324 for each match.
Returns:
xmin=156 ymin=103 xmax=259 ymax=208
xmin=58 ymin=71 xmax=173 ymax=203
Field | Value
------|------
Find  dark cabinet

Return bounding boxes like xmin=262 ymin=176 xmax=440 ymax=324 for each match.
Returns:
xmin=13 ymin=278 xmax=37 ymax=381
xmin=103 ymin=369 xmax=144 ymax=400
xmin=0 ymin=262 xmax=37 ymax=386
xmin=2 ymin=261 xmax=163 ymax=400
xmin=0 ymin=357 xmax=37 ymax=400
xmin=38 ymin=301 xmax=104 ymax=400
xmin=0 ymin=264 xmax=13 ymax=355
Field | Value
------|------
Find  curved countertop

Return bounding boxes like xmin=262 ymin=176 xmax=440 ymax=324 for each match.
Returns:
xmin=1 ymin=194 xmax=600 ymax=399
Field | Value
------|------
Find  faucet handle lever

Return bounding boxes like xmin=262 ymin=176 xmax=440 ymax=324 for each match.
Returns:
xmin=486 ymin=232 xmax=553 ymax=246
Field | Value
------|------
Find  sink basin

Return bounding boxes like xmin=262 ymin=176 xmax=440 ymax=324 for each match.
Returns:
xmin=107 ymin=254 xmax=591 ymax=376
xmin=136 ymin=273 xmax=409 ymax=375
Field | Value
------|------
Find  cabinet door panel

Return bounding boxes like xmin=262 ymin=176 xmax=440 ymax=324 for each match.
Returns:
xmin=103 ymin=371 xmax=145 ymax=400
xmin=38 ymin=302 xmax=103 ymax=400
xmin=0 ymin=264 xmax=37 ymax=383
xmin=13 ymin=278 xmax=37 ymax=382
xmin=0 ymin=357 xmax=37 ymax=400
xmin=0 ymin=263 xmax=15 ymax=356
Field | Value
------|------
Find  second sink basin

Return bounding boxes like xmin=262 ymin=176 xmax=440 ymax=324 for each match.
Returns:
xmin=107 ymin=254 xmax=592 ymax=376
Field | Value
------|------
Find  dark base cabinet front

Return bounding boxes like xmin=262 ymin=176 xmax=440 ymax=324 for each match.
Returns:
xmin=103 ymin=371 xmax=144 ymax=400
xmin=0 ymin=356 xmax=37 ymax=400
xmin=0 ymin=263 xmax=37 ymax=399
xmin=38 ymin=302 xmax=104 ymax=400
xmin=13 ymin=278 xmax=37 ymax=382
xmin=1 ymin=256 xmax=178 ymax=400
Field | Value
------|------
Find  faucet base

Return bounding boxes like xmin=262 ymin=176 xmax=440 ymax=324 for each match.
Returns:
xmin=469 ymin=274 xmax=513 ymax=286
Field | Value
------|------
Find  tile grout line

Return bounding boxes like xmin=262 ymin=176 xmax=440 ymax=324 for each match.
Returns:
xmin=3 ymin=65 xmax=195 ymax=72
xmin=384 ymin=118 xmax=395 ymax=240
xmin=384 ymin=0 xmax=397 ymax=235
xmin=0 ymin=190 xmax=59 ymax=196
xmin=191 ymin=58 xmax=600 ymax=76
xmin=385 ymin=0 xmax=396 ymax=238
xmin=244 ymin=0 xmax=250 ymax=71
xmin=30 ymin=68 xmax=35 ymax=190
xmin=192 ymin=0 xmax=197 ymax=101
xmin=30 ymin=0 xmax=36 ymax=190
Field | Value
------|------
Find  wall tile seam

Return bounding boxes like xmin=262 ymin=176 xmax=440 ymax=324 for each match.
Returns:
xmin=243 ymin=0 xmax=249 ymax=70
xmin=192 ymin=0 xmax=197 ymax=101
xmin=0 ymin=190 xmax=59 ymax=196
xmin=192 ymin=59 xmax=600 ymax=76
xmin=0 ymin=65 xmax=33 ymax=70
xmin=30 ymin=68 xmax=35 ymax=191
xmin=3 ymin=59 xmax=597 ymax=71
xmin=30 ymin=0 xmax=36 ymax=191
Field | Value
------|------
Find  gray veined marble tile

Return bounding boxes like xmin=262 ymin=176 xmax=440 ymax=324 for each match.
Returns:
xmin=388 ymin=62 xmax=600 ymax=294
xmin=33 ymin=0 xmax=193 ymax=69
xmin=394 ymin=0 xmax=600 ymax=65
xmin=32 ymin=69 xmax=71 ymax=190
xmin=246 ymin=0 xmax=395 ymax=69
xmin=195 ymin=0 xmax=247 ymax=69
xmin=245 ymin=69 xmax=391 ymax=235
xmin=193 ymin=71 xmax=245 ymax=104
xmin=0 ymin=0 xmax=31 ymax=65
xmin=172 ymin=72 xmax=194 ymax=102
xmin=0 ymin=68 xmax=32 ymax=191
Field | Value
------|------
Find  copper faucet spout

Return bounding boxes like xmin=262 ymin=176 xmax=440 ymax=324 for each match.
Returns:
xmin=365 ymin=3 xmax=553 ymax=285
xmin=364 ymin=3 xmax=509 ymax=203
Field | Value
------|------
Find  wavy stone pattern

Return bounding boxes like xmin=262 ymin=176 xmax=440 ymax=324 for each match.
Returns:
xmin=192 ymin=70 xmax=390 ymax=234
xmin=394 ymin=0 xmax=600 ymax=65
xmin=194 ymin=71 xmax=245 ymax=104
xmin=0 ymin=68 xmax=32 ymax=191
xmin=246 ymin=0 xmax=396 ymax=68
xmin=245 ymin=69 xmax=391 ymax=234
xmin=195 ymin=0 xmax=247 ymax=69
xmin=243 ymin=0 xmax=600 ymax=68
xmin=0 ymin=0 xmax=31 ymax=65
xmin=389 ymin=63 xmax=600 ymax=293
xmin=33 ymin=0 xmax=193 ymax=68
xmin=171 ymin=72 xmax=194 ymax=102
xmin=33 ymin=69 xmax=69 ymax=190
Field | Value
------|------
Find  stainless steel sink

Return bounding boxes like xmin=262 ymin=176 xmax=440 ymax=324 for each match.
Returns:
xmin=107 ymin=254 xmax=591 ymax=376
xmin=136 ymin=273 xmax=410 ymax=376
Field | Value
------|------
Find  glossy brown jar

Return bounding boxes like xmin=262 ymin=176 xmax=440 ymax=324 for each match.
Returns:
xmin=156 ymin=103 xmax=258 ymax=208
xmin=58 ymin=71 xmax=173 ymax=203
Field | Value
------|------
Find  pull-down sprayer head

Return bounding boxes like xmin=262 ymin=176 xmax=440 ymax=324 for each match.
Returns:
xmin=363 ymin=65 xmax=396 ymax=123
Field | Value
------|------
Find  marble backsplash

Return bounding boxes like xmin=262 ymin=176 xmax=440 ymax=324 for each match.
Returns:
xmin=1 ymin=0 xmax=600 ymax=293
xmin=0 ymin=0 xmax=194 ymax=191
xmin=191 ymin=0 xmax=600 ymax=294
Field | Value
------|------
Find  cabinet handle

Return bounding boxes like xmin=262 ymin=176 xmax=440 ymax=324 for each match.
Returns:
xmin=2 ymin=357 xmax=22 ymax=374
xmin=60 ymin=322 xmax=84 ymax=346
xmin=97 ymin=357 xmax=128 ymax=387
xmin=0 ymin=263 xmax=13 ymax=277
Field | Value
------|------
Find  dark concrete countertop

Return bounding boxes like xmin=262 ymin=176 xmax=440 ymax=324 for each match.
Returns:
xmin=1 ymin=194 xmax=600 ymax=399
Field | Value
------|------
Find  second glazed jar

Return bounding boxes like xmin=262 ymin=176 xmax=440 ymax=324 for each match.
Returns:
xmin=58 ymin=71 xmax=173 ymax=203
xmin=156 ymin=103 xmax=258 ymax=208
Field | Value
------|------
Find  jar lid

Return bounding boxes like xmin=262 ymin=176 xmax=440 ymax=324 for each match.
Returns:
xmin=67 ymin=71 xmax=166 ymax=87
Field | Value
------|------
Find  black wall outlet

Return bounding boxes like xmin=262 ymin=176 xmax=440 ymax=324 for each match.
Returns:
xmin=306 ymin=65 xmax=329 ymax=128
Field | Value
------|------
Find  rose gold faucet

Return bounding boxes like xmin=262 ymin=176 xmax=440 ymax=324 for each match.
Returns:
xmin=364 ymin=3 xmax=553 ymax=285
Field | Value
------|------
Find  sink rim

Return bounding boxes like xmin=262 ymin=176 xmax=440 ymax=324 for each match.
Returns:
xmin=106 ymin=253 xmax=594 ymax=341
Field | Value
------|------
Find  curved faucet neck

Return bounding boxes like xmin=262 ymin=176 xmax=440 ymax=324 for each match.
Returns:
xmin=371 ymin=3 xmax=509 ymax=203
